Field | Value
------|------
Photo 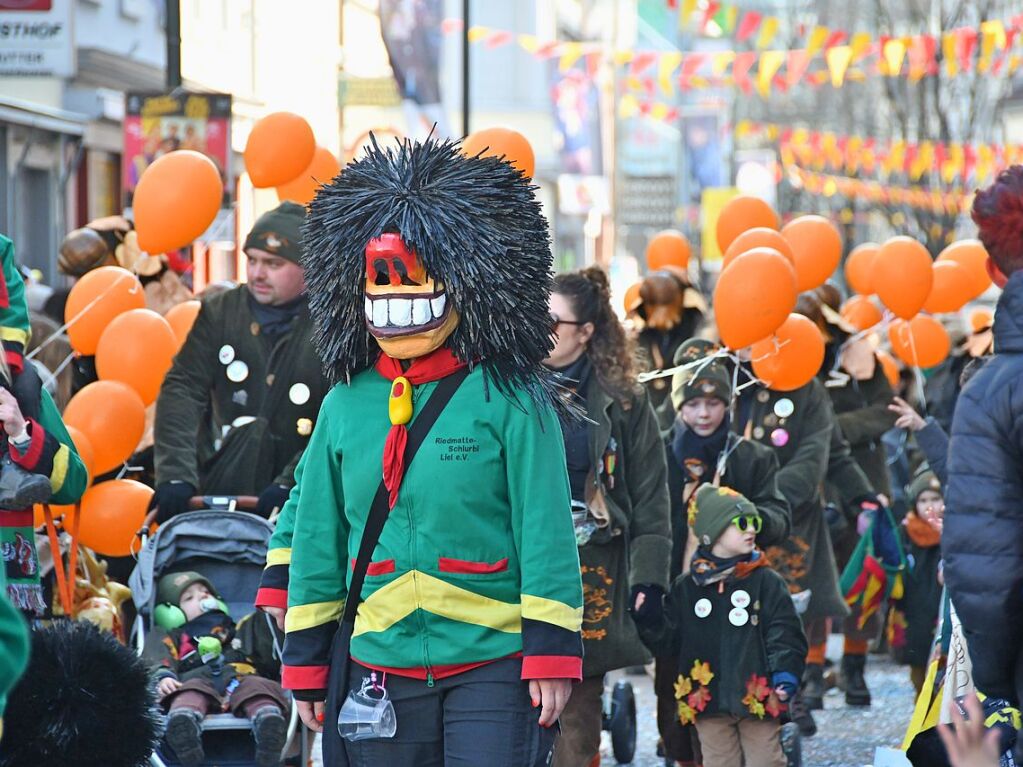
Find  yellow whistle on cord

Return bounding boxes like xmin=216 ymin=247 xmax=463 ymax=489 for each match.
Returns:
xmin=389 ymin=376 xmax=413 ymax=425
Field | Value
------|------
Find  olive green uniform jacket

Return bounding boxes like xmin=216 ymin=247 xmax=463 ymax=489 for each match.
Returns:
xmin=577 ymin=377 xmax=672 ymax=677
xmin=154 ymin=286 xmax=328 ymax=495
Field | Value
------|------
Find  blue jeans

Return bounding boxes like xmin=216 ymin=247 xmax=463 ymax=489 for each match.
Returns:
xmin=340 ymin=658 xmax=557 ymax=767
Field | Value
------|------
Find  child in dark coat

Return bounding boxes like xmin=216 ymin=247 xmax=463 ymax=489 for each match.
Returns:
xmin=634 ymin=485 xmax=807 ymax=767
xmin=144 ymin=571 xmax=289 ymax=767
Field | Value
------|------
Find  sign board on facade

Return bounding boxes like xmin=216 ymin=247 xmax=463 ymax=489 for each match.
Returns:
xmin=338 ymin=75 xmax=402 ymax=108
xmin=123 ymin=92 xmax=233 ymax=209
xmin=0 ymin=0 xmax=74 ymax=77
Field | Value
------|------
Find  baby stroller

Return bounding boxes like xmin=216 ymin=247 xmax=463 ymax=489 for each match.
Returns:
xmin=128 ymin=497 xmax=309 ymax=767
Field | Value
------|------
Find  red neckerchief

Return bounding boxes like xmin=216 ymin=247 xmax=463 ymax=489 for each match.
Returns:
xmin=374 ymin=347 xmax=467 ymax=508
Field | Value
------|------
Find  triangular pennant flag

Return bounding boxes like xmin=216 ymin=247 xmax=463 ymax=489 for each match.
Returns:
xmin=736 ymin=11 xmax=763 ymax=43
xmin=733 ymin=51 xmax=757 ymax=94
xmin=619 ymin=93 xmax=639 ymax=119
xmin=559 ymin=42 xmax=585 ymax=72
xmin=712 ymin=51 xmax=736 ymax=76
xmin=787 ymin=49 xmax=811 ymax=87
xmin=756 ymin=50 xmax=786 ymax=97
xmin=658 ymin=51 xmax=684 ymax=95
xmin=827 ymin=45 xmax=854 ymax=87
xmin=585 ymin=51 xmax=602 ymax=79
xmin=701 ymin=0 xmax=721 ymax=31
xmin=849 ymin=32 xmax=872 ymax=61
xmin=484 ymin=30 xmax=513 ymax=49
xmin=518 ymin=34 xmax=540 ymax=55
xmin=441 ymin=18 xmax=464 ymax=35
xmin=680 ymin=0 xmax=699 ymax=29
xmin=942 ymin=33 xmax=959 ymax=76
xmin=719 ymin=5 xmax=739 ymax=34
xmin=467 ymin=26 xmax=490 ymax=43
xmin=824 ymin=30 xmax=849 ymax=50
xmin=882 ymin=37 xmax=908 ymax=75
xmin=958 ymin=28 xmax=979 ymax=72
xmin=979 ymin=19 xmax=1007 ymax=72
xmin=757 ymin=17 xmax=780 ymax=49
xmin=807 ymin=26 xmax=831 ymax=57
xmin=630 ymin=51 xmax=658 ymax=75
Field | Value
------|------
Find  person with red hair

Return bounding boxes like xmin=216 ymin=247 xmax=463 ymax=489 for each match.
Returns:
xmin=942 ymin=166 xmax=1023 ymax=763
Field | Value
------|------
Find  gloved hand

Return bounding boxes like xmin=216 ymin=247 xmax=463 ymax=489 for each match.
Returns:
xmin=150 ymin=481 xmax=196 ymax=524
xmin=256 ymin=483 xmax=291 ymax=519
xmin=628 ymin=584 xmax=665 ymax=627
xmin=772 ymin=671 xmax=799 ymax=701
xmin=853 ymin=493 xmax=884 ymax=536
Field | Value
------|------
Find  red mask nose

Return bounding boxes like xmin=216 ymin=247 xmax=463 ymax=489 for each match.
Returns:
xmin=366 ymin=233 xmax=427 ymax=287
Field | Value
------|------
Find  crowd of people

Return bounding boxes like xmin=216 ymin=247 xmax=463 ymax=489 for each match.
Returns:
xmin=0 ymin=137 xmax=1018 ymax=767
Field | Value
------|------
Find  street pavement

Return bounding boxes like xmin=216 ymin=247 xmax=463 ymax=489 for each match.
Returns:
xmin=605 ymin=638 xmax=917 ymax=767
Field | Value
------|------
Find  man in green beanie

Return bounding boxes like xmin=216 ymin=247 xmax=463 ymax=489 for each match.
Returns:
xmin=153 ymin=201 xmax=328 ymax=523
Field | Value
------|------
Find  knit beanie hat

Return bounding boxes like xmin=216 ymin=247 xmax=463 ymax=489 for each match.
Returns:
xmin=243 ymin=201 xmax=306 ymax=264
xmin=907 ymin=470 xmax=942 ymax=504
xmin=156 ymin=571 xmax=217 ymax=607
xmin=692 ymin=485 xmax=758 ymax=546
xmin=671 ymin=338 xmax=731 ymax=411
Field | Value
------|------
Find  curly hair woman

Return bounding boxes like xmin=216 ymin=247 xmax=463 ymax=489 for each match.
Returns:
xmin=545 ymin=266 xmax=672 ymax=767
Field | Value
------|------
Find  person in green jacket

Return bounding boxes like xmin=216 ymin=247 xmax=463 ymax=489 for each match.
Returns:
xmin=0 ymin=566 xmax=29 ymax=740
xmin=282 ymin=136 xmax=583 ymax=766
xmin=544 ymin=266 xmax=671 ymax=767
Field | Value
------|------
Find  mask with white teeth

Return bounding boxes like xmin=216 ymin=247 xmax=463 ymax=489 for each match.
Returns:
xmin=363 ymin=233 xmax=460 ymax=359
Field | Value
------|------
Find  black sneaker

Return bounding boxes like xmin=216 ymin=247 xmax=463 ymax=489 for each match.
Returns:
xmin=842 ymin=654 xmax=872 ymax=706
xmin=802 ymin=663 xmax=824 ymax=711
xmin=252 ymin=706 xmax=288 ymax=767
xmin=0 ymin=456 xmax=52 ymax=509
xmin=165 ymin=709 xmax=205 ymax=766
xmin=789 ymin=692 xmax=817 ymax=738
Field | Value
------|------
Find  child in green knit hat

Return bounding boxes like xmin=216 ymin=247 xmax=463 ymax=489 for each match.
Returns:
xmin=634 ymin=485 xmax=807 ymax=767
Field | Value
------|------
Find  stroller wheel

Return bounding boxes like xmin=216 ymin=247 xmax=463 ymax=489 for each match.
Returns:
xmin=780 ymin=721 xmax=802 ymax=767
xmin=609 ymin=680 xmax=637 ymax=764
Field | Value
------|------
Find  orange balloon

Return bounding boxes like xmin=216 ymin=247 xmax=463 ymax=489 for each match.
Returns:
xmin=95 ymin=309 xmax=177 ymax=405
xmin=781 ymin=215 xmax=843 ymax=292
xmin=134 ymin=150 xmax=223 ymax=254
xmin=873 ymin=237 xmax=934 ymax=320
xmin=888 ymin=315 xmax=951 ymax=369
xmin=969 ymin=307 xmax=994 ymax=333
xmin=845 ymin=242 xmax=880 ymax=295
xmin=244 ymin=112 xmax=316 ymax=188
xmin=841 ymin=296 xmax=883 ymax=331
xmin=276 ymin=145 xmax=341 ymax=205
xmin=877 ymin=349 xmax=901 ymax=389
xmin=64 ymin=425 xmax=96 ymax=487
xmin=722 ymin=228 xmax=795 ymax=270
xmin=76 ymin=479 xmax=153 ymax=557
xmin=63 ymin=381 xmax=146 ymax=475
xmin=937 ymin=240 xmax=992 ymax=300
xmin=646 ymin=230 xmax=691 ymax=272
xmin=714 ymin=247 xmax=798 ymax=349
xmin=462 ymin=127 xmax=536 ymax=179
xmin=751 ymin=314 xmax=826 ymax=392
xmin=715 ymin=196 xmax=779 ymax=252
xmin=923 ymin=261 xmax=973 ymax=315
xmin=64 ymin=266 xmax=146 ymax=355
xmin=623 ymin=282 xmax=643 ymax=315
xmin=165 ymin=300 xmax=201 ymax=351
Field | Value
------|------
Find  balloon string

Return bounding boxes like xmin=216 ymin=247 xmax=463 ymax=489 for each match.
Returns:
xmin=27 ymin=271 xmax=143 ymax=361
xmin=905 ymin=325 xmax=928 ymax=410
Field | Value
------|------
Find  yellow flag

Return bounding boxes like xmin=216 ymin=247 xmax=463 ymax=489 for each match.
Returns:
xmin=467 ymin=26 xmax=490 ymax=44
xmin=882 ymin=38 xmax=908 ymax=76
xmin=756 ymin=17 xmax=779 ymax=49
xmin=850 ymin=32 xmax=872 ymax=61
xmin=517 ymin=35 xmax=540 ymax=55
xmin=979 ymin=20 xmax=1007 ymax=73
xmin=619 ymin=93 xmax=639 ymax=119
xmin=650 ymin=102 xmax=670 ymax=121
xmin=826 ymin=45 xmax=854 ymax=87
xmin=943 ymin=33 xmax=959 ymax=77
xmin=712 ymin=51 xmax=736 ymax=76
xmin=756 ymin=50 xmax=785 ymax=97
xmin=559 ymin=42 xmax=584 ymax=72
xmin=658 ymin=52 xmax=683 ymax=95
xmin=680 ymin=0 xmax=698 ymax=29
xmin=615 ymin=50 xmax=634 ymax=67
xmin=807 ymin=26 xmax=830 ymax=57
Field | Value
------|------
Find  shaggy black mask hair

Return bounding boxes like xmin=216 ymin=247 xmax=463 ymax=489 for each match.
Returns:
xmin=1 ymin=622 xmax=160 ymax=767
xmin=303 ymin=134 xmax=560 ymax=406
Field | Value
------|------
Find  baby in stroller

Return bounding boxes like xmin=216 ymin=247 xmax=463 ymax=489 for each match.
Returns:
xmin=144 ymin=570 xmax=289 ymax=767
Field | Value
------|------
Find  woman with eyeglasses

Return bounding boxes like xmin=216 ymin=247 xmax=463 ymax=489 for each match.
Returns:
xmin=652 ymin=338 xmax=792 ymax=767
xmin=544 ymin=266 xmax=672 ymax=767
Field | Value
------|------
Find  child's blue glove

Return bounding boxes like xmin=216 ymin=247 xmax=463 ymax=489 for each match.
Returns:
xmin=772 ymin=671 xmax=799 ymax=701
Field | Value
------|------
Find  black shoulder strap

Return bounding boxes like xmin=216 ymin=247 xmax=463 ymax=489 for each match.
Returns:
xmin=342 ymin=367 xmax=470 ymax=625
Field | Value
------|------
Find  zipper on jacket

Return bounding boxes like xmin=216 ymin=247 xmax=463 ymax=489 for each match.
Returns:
xmin=405 ymin=492 xmax=434 ymax=684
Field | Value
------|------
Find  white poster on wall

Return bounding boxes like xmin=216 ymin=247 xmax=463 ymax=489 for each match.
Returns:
xmin=0 ymin=0 xmax=74 ymax=78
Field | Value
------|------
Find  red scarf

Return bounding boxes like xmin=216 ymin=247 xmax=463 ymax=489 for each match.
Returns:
xmin=375 ymin=347 xmax=467 ymax=508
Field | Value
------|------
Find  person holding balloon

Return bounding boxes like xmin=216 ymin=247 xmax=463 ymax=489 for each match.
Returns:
xmin=152 ymin=201 xmax=328 ymax=524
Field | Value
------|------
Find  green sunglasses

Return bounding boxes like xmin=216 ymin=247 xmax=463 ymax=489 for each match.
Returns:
xmin=731 ymin=514 xmax=762 ymax=534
